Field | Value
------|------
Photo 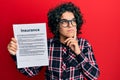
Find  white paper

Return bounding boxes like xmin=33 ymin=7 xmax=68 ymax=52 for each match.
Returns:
xmin=13 ymin=23 xmax=49 ymax=68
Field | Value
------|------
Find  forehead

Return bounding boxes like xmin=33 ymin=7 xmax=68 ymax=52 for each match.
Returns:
xmin=61 ymin=11 xmax=75 ymax=20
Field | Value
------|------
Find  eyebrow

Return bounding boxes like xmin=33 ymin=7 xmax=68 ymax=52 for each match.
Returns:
xmin=60 ymin=18 xmax=76 ymax=21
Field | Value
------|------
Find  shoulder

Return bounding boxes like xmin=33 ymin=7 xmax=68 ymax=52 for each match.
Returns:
xmin=47 ymin=38 xmax=54 ymax=45
xmin=78 ymin=38 xmax=94 ymax=53
xmin=77 ymin=38 xmax=92 ymax=47
xmin=47 ymin=38 xmax=53 ymax=48
xmin=47 ymin=38 xmax=54 ymax=42
xmin=47 ymin=37 xmax=60 ymax=44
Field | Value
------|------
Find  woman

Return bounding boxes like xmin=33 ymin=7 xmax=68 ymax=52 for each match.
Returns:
xmin=8 ymin=2 xmax=100 ymax=80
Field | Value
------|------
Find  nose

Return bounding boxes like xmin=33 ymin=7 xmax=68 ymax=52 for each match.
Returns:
xmin=68 ymin=22 xmax=73 ymax=28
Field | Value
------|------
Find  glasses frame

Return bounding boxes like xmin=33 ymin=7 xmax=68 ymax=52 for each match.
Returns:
xmin=59 ymin=18 xmax=77 ymax=28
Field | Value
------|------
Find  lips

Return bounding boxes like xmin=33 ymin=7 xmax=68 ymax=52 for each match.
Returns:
xmin=67 ymin=29 xmax=74 ymax=32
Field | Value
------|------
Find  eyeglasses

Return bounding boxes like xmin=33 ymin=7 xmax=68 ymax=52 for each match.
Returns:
xmin=59 ymin=18 xmax=77 ymax=28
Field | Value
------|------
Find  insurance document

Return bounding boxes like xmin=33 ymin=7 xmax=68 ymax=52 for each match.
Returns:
xmin=13 ymin=23 xmax=49 ymax=68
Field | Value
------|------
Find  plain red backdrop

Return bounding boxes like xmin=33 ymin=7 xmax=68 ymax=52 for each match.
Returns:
xmin=0 ymin=0 xmax=119 ymax=80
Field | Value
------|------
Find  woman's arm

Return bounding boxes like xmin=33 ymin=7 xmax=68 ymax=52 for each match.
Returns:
xmin=7 ymin=38 xmax=42 ymax=77
xmin=76 ymin=39 xmax=100 ymax=80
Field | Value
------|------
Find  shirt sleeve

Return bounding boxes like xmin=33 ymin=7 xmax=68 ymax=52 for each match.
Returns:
xmin=18 ymin=66 xmax=42 ymax=77
xmin=76 ymin=39 xmax=100 ymax=80
xmin=10 ymin=55 xmax=42 ymax=77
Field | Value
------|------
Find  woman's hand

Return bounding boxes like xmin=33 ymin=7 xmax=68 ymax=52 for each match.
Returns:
xmin=64 ymin=33 xmax=81 ymax=55
xmin=7 ymin=38 xmax=17 ymax=55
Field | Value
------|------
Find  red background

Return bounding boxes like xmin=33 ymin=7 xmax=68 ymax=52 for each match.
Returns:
xmin=0 ymin=0 xmax=120 ymax=80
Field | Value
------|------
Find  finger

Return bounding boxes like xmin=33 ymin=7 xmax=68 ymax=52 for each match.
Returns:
xmin=11 ymin=38 xmax=17 ymax=43
xmin=73 ymin=31 xmax=77 ymax=39
xmin=7 ymin=40 xmax=17 ymax=52
xmin=10 ymin=40 xmax=17 ymax=45
xmin=8 ymin=49 xmax=16 ymax=55
xmin=8 ymin=47 xmax=17 ymax=53
xmin=64 ymin=38 xmax=72 ymax=44
xmin=8 ymin=42 xmax=17 ymax=51
xmin=7 ymin=44 xmax=17 ymax=55
xmin=10 ymin=41 xmax=17 ymax=49
xmin=9 ymin=44 xmax=17 ymax=50
xmin=66 ymin=39 xmax=72 ymax=46
xmin=69 ymin=42 xmax=74 ymax=47
xmin=69 ymin=42 xmax=74 ymax=50
xmin=66 ymin=39 xmax=75 ymax=47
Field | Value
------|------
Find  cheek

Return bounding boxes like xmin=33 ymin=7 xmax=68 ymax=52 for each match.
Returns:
xmin=59 ymin=28 xmax=65 ymax=34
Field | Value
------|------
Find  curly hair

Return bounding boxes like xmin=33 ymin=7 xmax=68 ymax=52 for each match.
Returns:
xmin=47 ymin=2 xmax=83 ymax=37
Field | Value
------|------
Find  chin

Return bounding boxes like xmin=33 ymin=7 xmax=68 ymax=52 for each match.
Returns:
xmin=66 ymin=35 xmax=74 ymax=38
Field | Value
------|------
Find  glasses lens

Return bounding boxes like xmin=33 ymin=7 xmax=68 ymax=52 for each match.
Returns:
xmin=60 ymin=19 xmax=76 ymax=27
xmin=60 ymin=19 xmax=68 ymax=27
xmin=71 ymin=19 xmax=76 ymax=26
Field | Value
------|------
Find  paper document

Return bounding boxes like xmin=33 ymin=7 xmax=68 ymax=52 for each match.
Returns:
xmin=13 ymin=23 xmax=49 ymax=68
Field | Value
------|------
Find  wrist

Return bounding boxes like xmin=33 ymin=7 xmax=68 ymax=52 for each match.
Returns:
xmin=74 ymin=45 xmax=81 ymax=55
xmin=75 ymin=50 xmax=81 ymax=55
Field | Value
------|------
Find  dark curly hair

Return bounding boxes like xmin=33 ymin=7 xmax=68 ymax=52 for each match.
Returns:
xmin=47 ymin=2 xmax=83 ymax=37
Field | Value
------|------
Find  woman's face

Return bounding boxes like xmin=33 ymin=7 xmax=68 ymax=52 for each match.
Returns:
xmin=59 ymin=11 xmax=77 ymax=39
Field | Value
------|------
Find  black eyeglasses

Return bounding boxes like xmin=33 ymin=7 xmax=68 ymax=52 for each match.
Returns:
xmin=59 ymin=18 xmax=77 ymax=28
